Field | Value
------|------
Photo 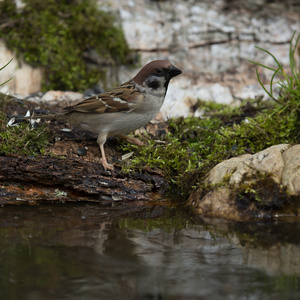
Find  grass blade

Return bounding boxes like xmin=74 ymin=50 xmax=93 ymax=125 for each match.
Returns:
xmin=0 ymin=58 xmax=13 ymax=71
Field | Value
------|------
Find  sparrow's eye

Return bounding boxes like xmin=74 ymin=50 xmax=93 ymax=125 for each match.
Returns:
xmin=155 ymin=68 xmax=162 ymax=75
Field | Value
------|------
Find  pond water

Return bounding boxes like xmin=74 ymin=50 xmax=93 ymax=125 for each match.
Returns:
xmin=0 ymin=203 xmax=299 ymax=300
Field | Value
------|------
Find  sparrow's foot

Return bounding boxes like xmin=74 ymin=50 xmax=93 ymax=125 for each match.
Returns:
xmin=101 ymin=159 xmax=114 ymax=171
xmin=99 ymin=144 xmax=114 ymax=171
xmin=119 ymin=135 xmax=144 ymax=147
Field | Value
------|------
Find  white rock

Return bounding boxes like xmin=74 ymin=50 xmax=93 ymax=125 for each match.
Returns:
xmin=40 ymin=90 xmax=83 ymax=105
xmin=206 ymin=144 xmax=299 ymax=195
xmin=210 ymin=83 xmax=233 ymax=104
xmin=189 ymin=144 xmax=300 ymax=220
xmin=0 ymin=40 xmax=42 ymax=95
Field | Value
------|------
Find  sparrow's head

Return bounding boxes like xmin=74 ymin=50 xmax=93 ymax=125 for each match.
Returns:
xmin=133 ymin=60 xmax=182 ymax=92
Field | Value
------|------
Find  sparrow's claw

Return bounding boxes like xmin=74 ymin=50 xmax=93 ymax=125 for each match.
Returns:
xmin=101 ymin=159 xmax=114 ymax=171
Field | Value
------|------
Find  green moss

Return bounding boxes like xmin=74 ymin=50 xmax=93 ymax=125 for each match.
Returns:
xmin=0 ymin=93 xmax=12 ymax=109
xmin=235 ymin=174 xmax=290 ymax=210
xmin=0 ymin=95 xmax=50 ymax=157
xmin=120 ymin=99 xmax=300 ymax=198
xmin=0 ymin=0 xmax=134 ymax=91
xmin=0 ymin=117 xmax=50 ymax=157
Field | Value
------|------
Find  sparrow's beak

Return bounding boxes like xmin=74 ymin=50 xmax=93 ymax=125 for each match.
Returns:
xmin=168 ymin=65 xmax=182 ymax=78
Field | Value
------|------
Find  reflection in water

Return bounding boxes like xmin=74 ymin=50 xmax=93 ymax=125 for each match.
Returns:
xmin=0 ymin=204 xmax=299 ymax=300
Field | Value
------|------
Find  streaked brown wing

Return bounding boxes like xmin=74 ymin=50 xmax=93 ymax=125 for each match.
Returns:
xmin=64 ymin=81 xmax=139 ymax=114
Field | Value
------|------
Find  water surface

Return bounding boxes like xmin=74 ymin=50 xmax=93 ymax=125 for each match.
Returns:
xmin=0 ymin=204 xmax=299 ymax=300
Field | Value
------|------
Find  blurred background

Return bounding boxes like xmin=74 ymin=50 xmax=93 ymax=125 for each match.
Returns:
xmin=0 ymin=0 xmax=299 ymax=118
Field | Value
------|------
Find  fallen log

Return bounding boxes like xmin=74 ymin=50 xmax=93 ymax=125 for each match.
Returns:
xmin=0 ymin=156 xmax=167 ymax=205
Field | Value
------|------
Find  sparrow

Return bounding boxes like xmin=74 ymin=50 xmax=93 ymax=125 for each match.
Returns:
xmin=36 ymin=60 xmax=182 ymax=170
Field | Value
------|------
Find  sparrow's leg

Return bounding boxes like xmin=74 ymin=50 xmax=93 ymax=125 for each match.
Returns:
xmin=118 ymin=135 xmax=144 ymax=146
xmin=97 ymin=133 xmax=114 ymax=171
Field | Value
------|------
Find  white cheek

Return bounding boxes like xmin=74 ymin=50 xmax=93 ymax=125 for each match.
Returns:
xmin=144 ymin=85 xmax=166 ymax=96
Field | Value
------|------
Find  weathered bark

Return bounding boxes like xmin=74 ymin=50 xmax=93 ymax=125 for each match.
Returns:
xmin=0 ymin=156 xmax=166 ymax=205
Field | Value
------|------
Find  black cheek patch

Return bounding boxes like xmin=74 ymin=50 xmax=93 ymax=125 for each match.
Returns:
xmin=147 ymin=79 xmax=160 ymax=90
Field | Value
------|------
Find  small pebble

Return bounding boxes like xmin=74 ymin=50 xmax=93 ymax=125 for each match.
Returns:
xmin=61 ymin=128 xmax=72 ymax=132
xmin=76 ymin=148 xmax=87 ymax=156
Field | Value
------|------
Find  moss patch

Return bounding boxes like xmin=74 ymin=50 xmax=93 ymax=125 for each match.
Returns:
xmin=235 ymin=174 xmax=290 ymax=212
xmin=0 ymin=94 xmax=50 ymax=157
xmin=120 ymin=99 xmax=300 ymax=198
xmin=0 ymin=0 xmax=134 ymax=91
xmin=0 ymin=116 xmax=50 ymax=157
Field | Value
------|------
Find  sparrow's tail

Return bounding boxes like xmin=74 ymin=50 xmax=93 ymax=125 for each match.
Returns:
xmin=26 ymin=109 xmax=66 ymax=121
xmin=28 ymin=113 xmax=56 ymax=120
xmin=7 ymin=110 xmax=62 ymax=128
